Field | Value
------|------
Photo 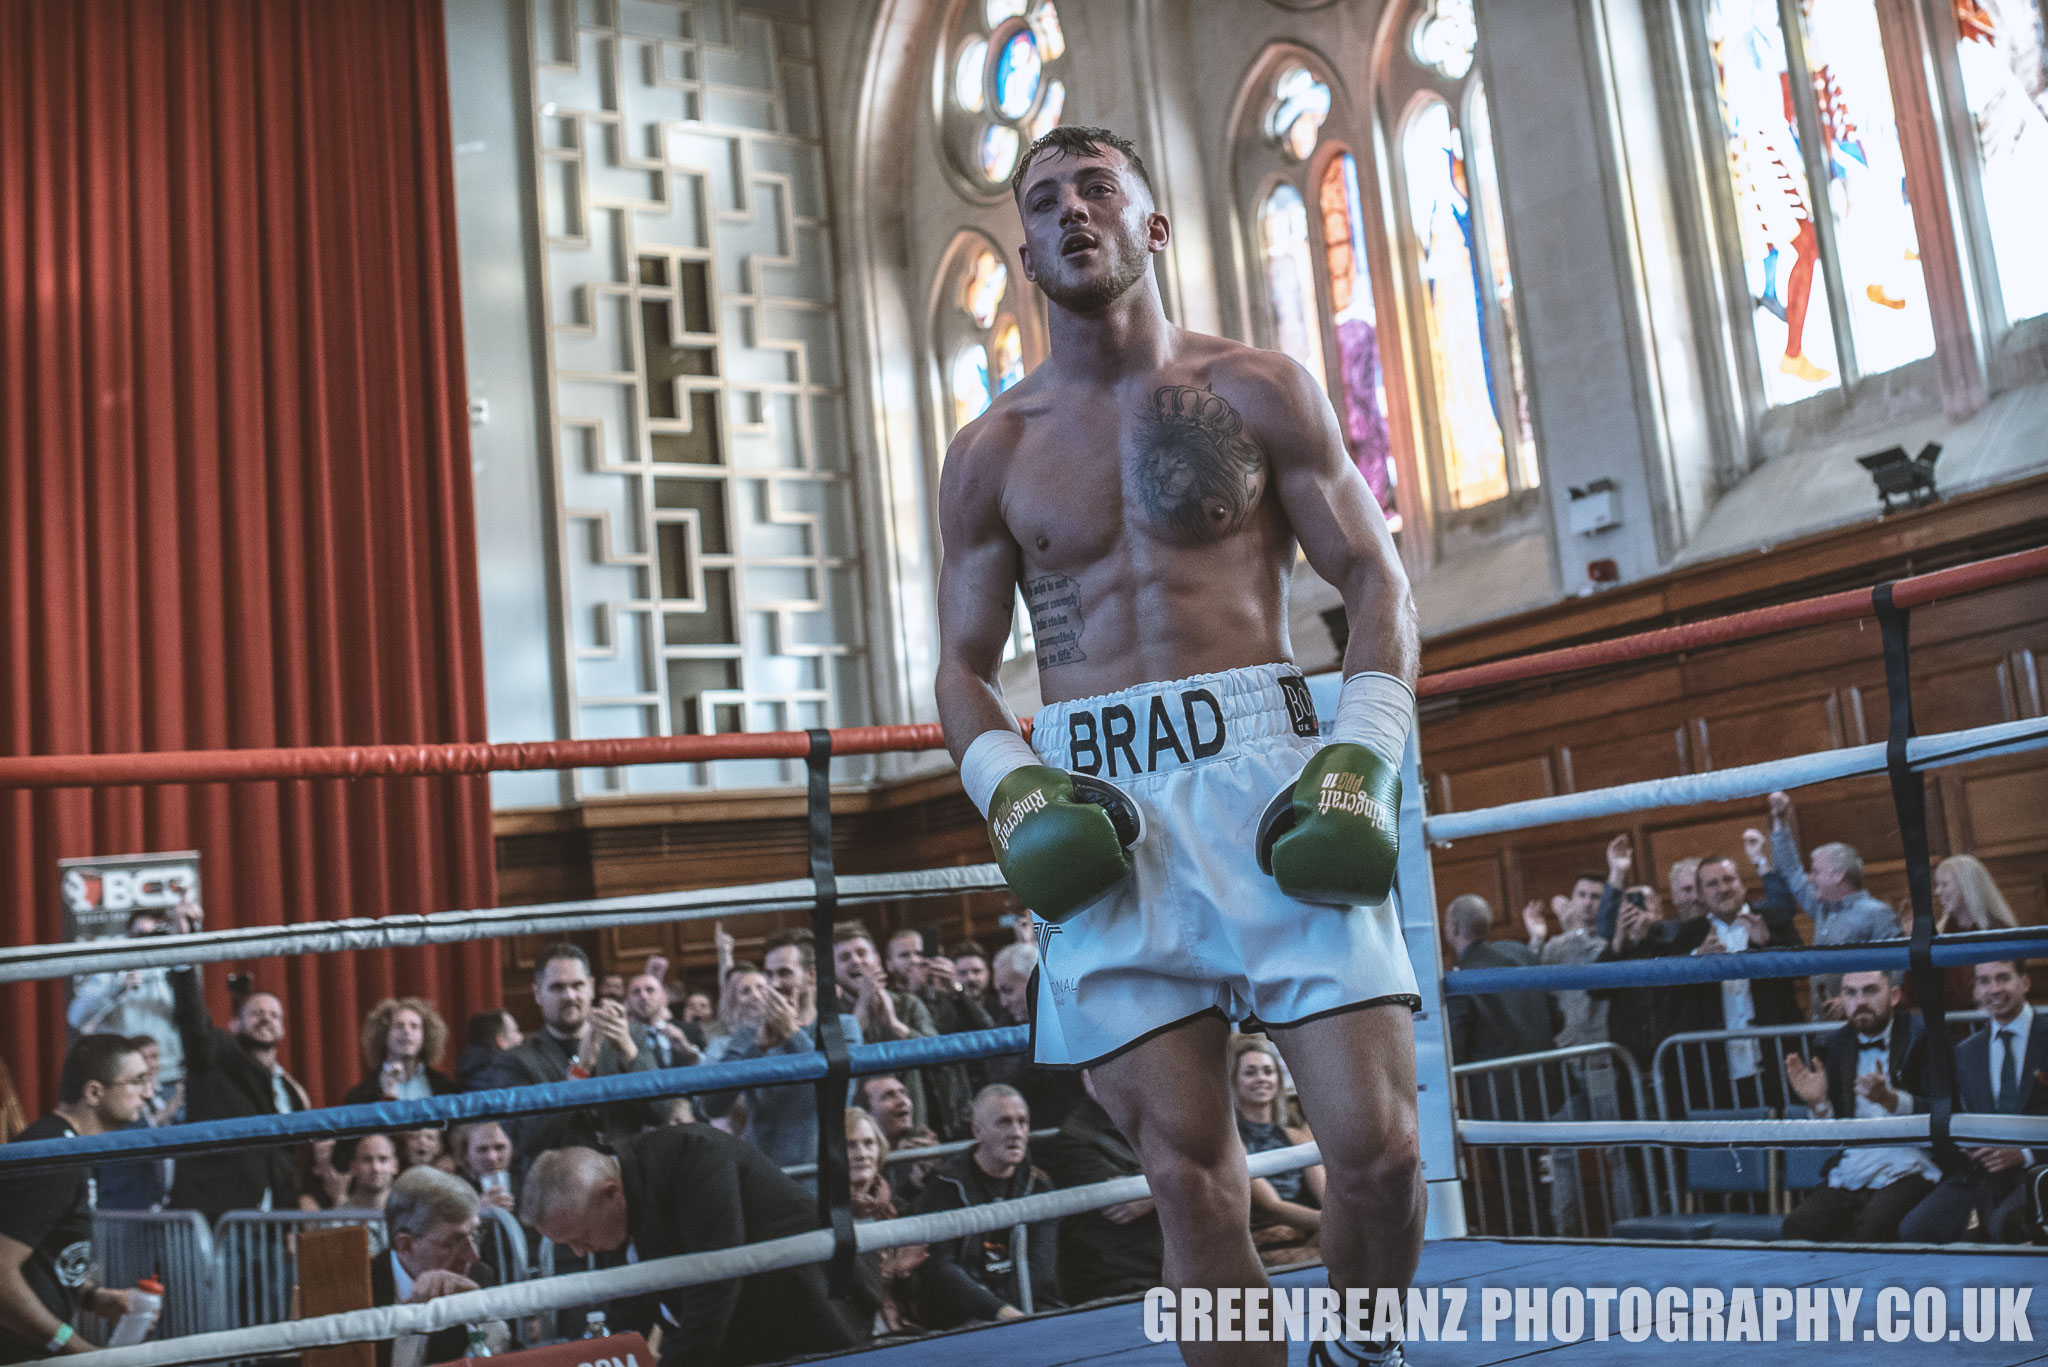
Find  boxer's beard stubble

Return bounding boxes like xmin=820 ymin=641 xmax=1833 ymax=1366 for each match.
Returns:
xmin=1037 ymin=233 xmax=1149 ymax=315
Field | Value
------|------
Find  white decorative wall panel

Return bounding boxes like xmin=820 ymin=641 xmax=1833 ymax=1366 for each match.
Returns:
xmin=531 ymin=0 xmax=867 ymax=796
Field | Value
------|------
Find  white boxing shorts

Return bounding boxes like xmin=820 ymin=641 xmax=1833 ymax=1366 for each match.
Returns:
xmin=1023 ymin=662 xmax=1421 ymax=1069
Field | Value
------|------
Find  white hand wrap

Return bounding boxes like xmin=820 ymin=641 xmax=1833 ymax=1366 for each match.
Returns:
xmin=959 ymin=729 xmax=1042 ymax=817
xmin=1329 ymin=671 xmax=1416 ymax=767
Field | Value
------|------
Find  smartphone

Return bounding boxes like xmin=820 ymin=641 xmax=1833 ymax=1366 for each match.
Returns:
xmin=1624 ymin=890 xmax=1648 ymax=910
xmin=918 ymin=926 xmax=942 ymax=959
xmin=227 ymin=971 xmax=254 ymax=996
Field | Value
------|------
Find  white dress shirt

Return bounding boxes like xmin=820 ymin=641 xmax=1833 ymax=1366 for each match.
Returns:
xmin=1819 ymin=1022 xmax=1939 ymax=1190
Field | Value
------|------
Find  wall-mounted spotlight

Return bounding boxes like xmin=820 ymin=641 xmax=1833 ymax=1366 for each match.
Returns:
xmin=1856 ymin=443 xmax=1941 ymax=514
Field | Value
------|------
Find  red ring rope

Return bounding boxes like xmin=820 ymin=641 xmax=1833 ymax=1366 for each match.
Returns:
xmin=1 ymin=546 xmax=2041 ymax=789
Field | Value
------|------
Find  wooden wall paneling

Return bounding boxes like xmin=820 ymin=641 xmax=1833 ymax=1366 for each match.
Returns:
xmin=1557 ymin=727 xmax=1689 ymax=792
xmin=1436 ymin=755 xmax=1553 ymax=813
xmin=1692 ymin=693 xmax=1844 ymax=772
xmin=2014 ymin=649 xmax=2042 ymax=715
xmin=1953 ymin=761 xmax=2048 ymax=857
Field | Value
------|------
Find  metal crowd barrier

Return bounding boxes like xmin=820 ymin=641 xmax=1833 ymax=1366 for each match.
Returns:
xmin=217 ymin=1210 xmax=386 ymax=1329
xmin=90 ymin=1210 xmax=227 ymax=1338
xmin=1650 ymin=1010 xmax=1990 ymax=1123
xmin=1451 ymin=1043 xmax=1664 ymax=1238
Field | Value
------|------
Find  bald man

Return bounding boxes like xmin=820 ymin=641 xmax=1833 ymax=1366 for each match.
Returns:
xmin=521 ymin=1129 xmax=859 ymax=1366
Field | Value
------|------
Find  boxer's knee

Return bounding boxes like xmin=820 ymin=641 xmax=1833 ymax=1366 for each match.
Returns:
xmin=1322 ymin=1118 xmax=1422 ymax=1221
xmin=1145 ymin=1147 xmax=1250 ymax=1230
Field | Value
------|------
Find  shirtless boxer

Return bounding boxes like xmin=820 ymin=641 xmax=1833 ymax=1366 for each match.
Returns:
xmin=934 ymin=126 xmax=1422 ymax=1367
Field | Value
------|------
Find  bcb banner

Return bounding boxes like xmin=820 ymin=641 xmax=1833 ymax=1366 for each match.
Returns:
xmin=58 ymin=851 xmax=202 ymax=942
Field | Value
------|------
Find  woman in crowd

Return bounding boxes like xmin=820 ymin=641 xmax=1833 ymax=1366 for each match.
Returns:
xmin=343 ymin=998 xmax=461 ymax=1104
xmin=1228 ymin=1035 xmax=1324 ymax=1267
xmin=845 ymin=1107 xmax=924 ymax=1335
xmin=400 ymin=1127 xmax=458 ymax=1173
xmin=1934 ymin=854 xmax=2017 ymax=933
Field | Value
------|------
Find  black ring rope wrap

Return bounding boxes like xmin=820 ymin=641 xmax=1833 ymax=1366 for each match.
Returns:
xmin=1873 ymin=582 xmax=1956 ymax=1163
xmin=806 ymin=729 xmax=859 ymax=1295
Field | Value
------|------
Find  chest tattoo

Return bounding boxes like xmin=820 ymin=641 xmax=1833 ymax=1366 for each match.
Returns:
xmin=1131 ymin=385 xmax=1264 ymax=544
xmin=1027 ymin=573 xmax=1087 ymax=669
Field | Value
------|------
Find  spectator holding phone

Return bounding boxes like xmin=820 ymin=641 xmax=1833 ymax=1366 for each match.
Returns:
xmin=343 ymin=1000 xmax=461 ymax=1106
xmin=886 ymin=929 xmax=994 ymax=1141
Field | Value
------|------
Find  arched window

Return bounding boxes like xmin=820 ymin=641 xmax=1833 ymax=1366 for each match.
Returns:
xmin=934 ymin=238 xmax=1028 ymax=438
xmin=1950 ymin=0 xmax=2048 ymax=332
xmin=938 ymin=1 xmax=1069 ymax=195
xmin=1383 ymin=2 xmax=1537 ymax=515
xmin=1697 ymin=0 xmax=1935 ymax=405
xmin=1242 ymin=57 xmax=1401 ymax=529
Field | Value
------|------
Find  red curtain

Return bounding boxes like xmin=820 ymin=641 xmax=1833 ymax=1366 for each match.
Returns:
xmin=1 ymin=0 xmax=500 ymax=1110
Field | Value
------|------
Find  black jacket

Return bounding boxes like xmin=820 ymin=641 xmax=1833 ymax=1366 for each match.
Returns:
xmin=1445 ymin=939 xmax=1555 ymax=1065
xmin=915 ymin=987 xmax=996 ymax=1142
xmin=341 ymin=1068 xmax=464 ymax=1108
xmin=478 ymin=1029 xmax=659 ymax=1176
xmin=368 ymin=1250 xmax=495 ymax=1367
xmin=616 ymin=1126 xmax=859 ymax=1367
xmin=911 ymin=1148 xmax=1062 ymax=1327
xmin=1037 ymin=1099 xmax=1161 ymax=1302
xmin=1949 ymin=1014 xmax=2048 ymax=1117
xmin=1812 ymin=1014 xmax=1926 ymax=1180
xmin=167 ymin=966 xmax=307 ymax=1219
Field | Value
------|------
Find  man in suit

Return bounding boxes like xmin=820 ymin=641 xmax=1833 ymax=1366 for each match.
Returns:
xmin=370 ymin=1167 xmax=503 ymax=1367
xmin=520 ymin=1131 xmax=860 ymax=1367
xmin=625 ymin=973 xmax=700 ymax=1072
xmin=164 ymin=905 xmax=308 ymax=1220
xmin=481 ymin=945 xmax=662 ymax=1176
xmin=1443 ymin=895 xmax=1555 ymax=1237
xmin=1782 ymin=970 xmax=1936 ymax=1240
xmin=1900 ymin=959 xmax=2046 ymax=1243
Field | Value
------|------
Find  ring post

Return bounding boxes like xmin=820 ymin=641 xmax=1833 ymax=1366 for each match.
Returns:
xmin=805 ymin=728 xmax=859 ymax=1295
xmin=1397 ymin=707 xmax=1465 ymax=1234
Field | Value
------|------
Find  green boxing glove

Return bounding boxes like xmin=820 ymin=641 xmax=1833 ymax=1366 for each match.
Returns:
xmin=1254 ymin=671 xmax=1413 ymax=908
xmin=986 ymin=765 xmax=1142 ymax=922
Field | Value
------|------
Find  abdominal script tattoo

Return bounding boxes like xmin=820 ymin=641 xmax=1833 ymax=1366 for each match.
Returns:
xmin=1027 ymin=574 xmax=1086 ymax=669
xmin=1132 ymin=385 xmax=1264 ymax=544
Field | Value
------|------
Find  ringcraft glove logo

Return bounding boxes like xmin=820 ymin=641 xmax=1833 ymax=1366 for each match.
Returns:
xmin=1317 ymin=772 xmax=1395 ymax=832
xmin=992 ymin=787 xmax=1050 ymax=851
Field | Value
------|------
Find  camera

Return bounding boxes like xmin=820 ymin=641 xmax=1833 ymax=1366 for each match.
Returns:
xmin=227 ymin=971 xmax=254 ymax=996
xmin=1624 ymin=890 xmax=1648 ymax=910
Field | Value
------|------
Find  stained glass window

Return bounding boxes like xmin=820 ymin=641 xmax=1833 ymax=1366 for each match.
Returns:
xmin=954 ymin=39 xmax=988 ymax=114
xmin=1801 ymin=0 xmax=1935 ymax=374
xmin=1953 ymin=0 xmax=2048 ymax=325
xmin=995 ymin=31 xmax=1043 ymax=119
xmin=952 ymin=345 xmax=993 ymax=429
xmin=1260 ymin=183 xmax=1330 ymax=395
xmin=1467 ymin=88 xmax=1537 ymax=488
xmin=962 ymin=249 xmax=1009 ymax=329
xmin=1320 ymin=154 xmax=1399 ymax=527
xmin=1413 ymin=0 xmax=1477 ymax=80
xmin=1267 ymin=67 xmax=1332 ymax=162
xmin=943 ymin=3 xmax=1067 ymax=188
xmin=993 ymin=319 xmax=1025 ymax=392
xmin=1403 ymin=99 xmax=1509 ymax=510
xmin=1705 ymin=0 xmax=1845 ymax=402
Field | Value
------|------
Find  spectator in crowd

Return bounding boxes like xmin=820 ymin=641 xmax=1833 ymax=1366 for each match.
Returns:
xmin=1657 ymin=855 xmax=1801 ymax=1109
xmin=167 ymin=903 xmax=309 ymax=1219
xmin=1527 ymin=844 xmax=1626 ymax=1048
xmin=455 ymin=1010 xmax=523 ymax=1091
xmin=1592 ymin=883 xmax=1669 ymax=1071
xmin=625 ymin=972 xmax=700 ymax=1071
xmin=1667 ymin=857 xmax=1704 ymax=923
xmin=344 ymin=999 xmax=460 ymax=1105
xmin=1444 ymin=895 xmax=1555 ymax=1064
xmin=989 ymin=943 xmax=1034 ymax=1027
xmin=598 ymin=972 xmax=628 ymax=1005
xmin=887 ymin=928 xmax=994 ymax=1141
xmin=1038 ymin=1070 xmax=1161 ymax=1302
xmin=457 ymin=1122 xmax=517 ymax=1212
xmin=0 ymin=1061 xmax=25 ymax=1144
xmin=485 ymin=945 xmax=661 ymax=1175
xmin=1781 ymin=970 xmax=1934 ymax=1241
xmin=1934 ymin=854 xmax=2017 ymax=933
xmin=94 ymin=1036 xmax=178 ymax=1213
xmin=854 ymin=1075 xmax=938 ymax=1205
xmin=677 ymin=990 xmax=715 ymax=1049
xmin=1767 ymin=790 xmax=1898 ymax=1017
xmin=912 ymin=1086 xmax=1060 ymax=1328
xmin=1900 ymin=960 xmax=2045 ymax=1244
xmin=521 ymin=1136 xmax=861 ymax=1365
xmin=67 ymin=906 xmax=183 ymax=1100
xmin=299 ymin=1139 xmax=351 ymax=1211
xmin=401 ymin=1129 xmax=456 ymax=1174
xmin=978 ymin=942 xmax=1086 ymax=1131
xmin=950 ymin=941 xmax=994 ymax=1016
xmin=1229 ymin=1036 xmax=1323 ymax=1267
xmin=832 ymin=924 xmax=936 ymax=1130
xmin=0 ymin=1034 xmax=149 ymax=1360
xmin=761 ymin=931 xmax=860 ymax=1044
xmin=844 ymin=1108 xmax=925 ymax=1335
xmin=337 ymin=1134 xmax=402 ymax=1227
xmin=371 ymin=1166 xmax=506 ymax=1367
xmin=699 ymin=966 xmax=861 ymax=1169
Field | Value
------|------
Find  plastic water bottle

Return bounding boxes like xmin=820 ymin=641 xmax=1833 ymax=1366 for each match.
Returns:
xmin=583 ymin=1311 xmax=609 ymax=1339
xmin=466 ymin=1326 xmax=492 ymax=1359
xmin=106 ymin=1278 xmax=163 ymax=1347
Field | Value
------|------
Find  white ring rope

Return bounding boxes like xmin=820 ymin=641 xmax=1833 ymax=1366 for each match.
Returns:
xmin=80 ymin=1144 xmax=1322 ymax=1367
xmin=1459 ymin=1112 xmax=2047 ymax=1148
xmin=0 ymin=863 xmax=1008 ymax=985
xmin=1423 ymin=714 xmax=2048 ymax=842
